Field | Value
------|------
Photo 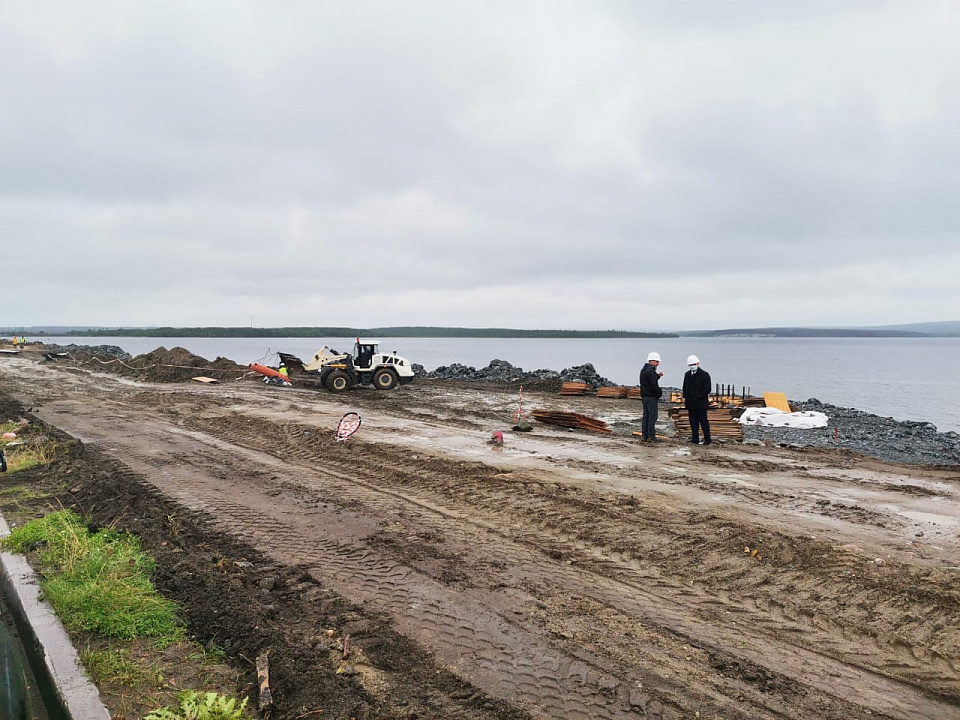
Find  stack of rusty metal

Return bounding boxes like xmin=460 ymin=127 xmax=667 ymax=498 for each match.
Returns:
xmin=596 ymin=386 xmax=628 ymax=398
xmin=560 ymin=382 xmax=590 ymax=395
xmin=668 ymin=407 xmax=744 ymax=441
xmin=626 ymin=387 xmax=641 ymax=399
xmin=532 ymin=410 xmax=611 ymax=433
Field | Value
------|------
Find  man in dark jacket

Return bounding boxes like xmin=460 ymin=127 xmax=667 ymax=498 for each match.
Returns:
xmin=682 ymin=354 xmax=712 ymax=445
xmin=639 ymin=352 xmax=663 ymax=442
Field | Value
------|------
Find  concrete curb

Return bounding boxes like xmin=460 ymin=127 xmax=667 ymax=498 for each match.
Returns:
xmin=0 ymin=512 xmax=112 ymax=720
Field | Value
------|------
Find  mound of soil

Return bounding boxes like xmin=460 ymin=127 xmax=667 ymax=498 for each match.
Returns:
xmin=75 ymin=346 xmax=246 ymax=383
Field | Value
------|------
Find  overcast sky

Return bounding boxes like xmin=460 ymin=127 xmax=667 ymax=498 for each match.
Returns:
xmin=2 ymin=1 xmax=958 ymax=331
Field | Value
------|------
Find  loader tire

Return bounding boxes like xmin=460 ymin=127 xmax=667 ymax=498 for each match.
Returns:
xmin=325 ymin=369 xmax=352 ymax=393
xmin=373 ymin=368 xmax=398 ymax=390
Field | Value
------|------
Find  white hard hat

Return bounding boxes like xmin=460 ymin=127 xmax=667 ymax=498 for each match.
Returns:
xmin=646 ymin=352 xmax=661 ymax=362
xmin=686 ymin=355 xmax=700 ymax=365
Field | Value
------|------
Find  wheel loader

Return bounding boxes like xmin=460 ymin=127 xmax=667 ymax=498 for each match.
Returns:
xmin=271 ymin=339 xmax=415 ymax=393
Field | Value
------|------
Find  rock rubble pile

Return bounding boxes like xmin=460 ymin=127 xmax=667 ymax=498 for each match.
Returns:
xmin=416 ymin=359 xmax=615 ymax=388
xmin=46 ymin=343 xmax=132 ymax=359
xmin=743 ymin=398 xmax=960 ymax=466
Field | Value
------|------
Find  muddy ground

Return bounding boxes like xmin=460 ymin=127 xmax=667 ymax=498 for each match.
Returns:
xmin=1 ymin=351 xmax=959 ymax=720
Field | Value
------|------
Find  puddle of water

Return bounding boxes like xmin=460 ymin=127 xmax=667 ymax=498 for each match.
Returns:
xmin=884 ymin=507 xmax=959 ymax=528
xmin=707 ymin=473 xmax=758 ymax=488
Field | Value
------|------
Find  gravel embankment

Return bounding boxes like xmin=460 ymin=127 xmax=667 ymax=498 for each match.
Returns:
xmin=743 ymin=399 xmax=960 ymax=466
xmin=414 ymin=358 xmax=616 ymax=387
xmin=44 ymin=343 xmax=132 ymax=359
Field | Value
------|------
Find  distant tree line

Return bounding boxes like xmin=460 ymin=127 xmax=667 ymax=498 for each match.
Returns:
xmin=63 ymin=326 xmax=678 ymax=339
xmin=681 ymin=327 xmax=926 ymax=338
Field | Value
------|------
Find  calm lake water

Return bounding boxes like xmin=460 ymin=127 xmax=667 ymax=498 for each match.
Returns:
xmin=39 ymin=336 xmax=960 ymax=433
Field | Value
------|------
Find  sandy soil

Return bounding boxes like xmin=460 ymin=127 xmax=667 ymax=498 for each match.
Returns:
xmin=1 ymin=352 xmax=959 ymax=720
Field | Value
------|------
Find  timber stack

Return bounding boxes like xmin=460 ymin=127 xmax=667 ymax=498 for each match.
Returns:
xmin=532 ymin=410 xmax=611 ymax=433
xmin=597 ymin=386 xmax=628 ymax=398
xmin=560 ymin=382 xmax=591 ymax=395
xmin=668 ymin=407 xmax=744 ymax=441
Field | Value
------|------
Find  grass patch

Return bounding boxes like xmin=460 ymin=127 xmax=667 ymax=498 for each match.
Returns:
xmin=1 ymin=438 xmax=62 ymax=472
xmin=80 ymin=646 xmax=152 ymax=689
xmin=0 ymin=485 xmax=53 ymax=502
xmin=186 ymin=644 xmax=229 ymax=665
xmin=3 ymin=510 xmax=184 ymax=644
xmin=76 ymin=638 xmax=249 ymax=719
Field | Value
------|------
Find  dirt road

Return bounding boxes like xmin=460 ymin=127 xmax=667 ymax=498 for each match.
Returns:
xmin=2 ymin=355 xmax=959 ymax=719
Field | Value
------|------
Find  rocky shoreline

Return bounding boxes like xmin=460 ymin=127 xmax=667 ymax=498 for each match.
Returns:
xmin=744 ymin=399 xmax=960 ymax=466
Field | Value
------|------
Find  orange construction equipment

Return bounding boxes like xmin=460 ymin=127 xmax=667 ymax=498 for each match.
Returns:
xmin=249 ymin=363 xmax=292 ymax=383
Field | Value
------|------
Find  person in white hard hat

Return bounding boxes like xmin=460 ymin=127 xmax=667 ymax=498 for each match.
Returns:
xmin=682 ymin=354 xmax=712 ymax=445
xmin=639 ymin=352 xmax=664 ymax=442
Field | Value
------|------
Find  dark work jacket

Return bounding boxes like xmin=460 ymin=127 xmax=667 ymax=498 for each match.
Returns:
xmin=639 ymin=363 xmax=662 ymax=398
xmin=682 ymin=368 xmax=712 ymax=410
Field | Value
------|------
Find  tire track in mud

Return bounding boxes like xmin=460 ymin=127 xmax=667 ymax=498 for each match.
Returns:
xmin=37 ymin=403 xmax=665 ymax=719
xmin=33 ymin=393 xmax=960 ymax=720
xmin=171 ymin=413 xmax=959 ymax=720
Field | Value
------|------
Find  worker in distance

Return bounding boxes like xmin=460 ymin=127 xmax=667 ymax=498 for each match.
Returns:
xmin=639 ymin=352 xmax=663 ymax=442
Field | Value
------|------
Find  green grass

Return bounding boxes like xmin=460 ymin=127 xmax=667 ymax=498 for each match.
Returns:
xmin=186 ymin=644 xmax=229 ymax=665
xmin=80 ymin=646 xmax=151 ymax=688
xmin=1 ymin=438 xmax=61 ymax=472
xmin=0 ymin=421 xmax=17 ymax=436
xmin=4 ymin=510 xmax=183 ymax=643
xmin=0 ymin=485 xmax=53 ymax=502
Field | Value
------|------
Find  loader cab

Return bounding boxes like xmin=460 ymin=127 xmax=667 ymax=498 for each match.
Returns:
xmin=354 ymin=339 xmax=379 ymax=370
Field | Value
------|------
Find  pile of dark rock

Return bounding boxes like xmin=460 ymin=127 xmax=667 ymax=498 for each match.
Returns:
xmin=743 ymin=398 xmax=960 ymax=466
xmin=414 ymin=359 xmax=615 ymax=388
xmin=44 ymin=343 xmax=131 ymax=360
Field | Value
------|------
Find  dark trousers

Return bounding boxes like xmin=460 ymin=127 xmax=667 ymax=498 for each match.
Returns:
xmin=641 ymin=397 xmax=658 ymax=439
xmin=688 ymin=408 xmax=711 ymax=443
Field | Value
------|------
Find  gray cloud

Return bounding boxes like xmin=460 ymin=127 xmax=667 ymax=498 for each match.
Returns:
xmin=1 ymin=1 xmax=958 ymax=329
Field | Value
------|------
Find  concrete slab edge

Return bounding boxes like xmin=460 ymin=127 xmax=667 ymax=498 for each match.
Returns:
xmin=0 ymin=511 xmax=112 ymax=720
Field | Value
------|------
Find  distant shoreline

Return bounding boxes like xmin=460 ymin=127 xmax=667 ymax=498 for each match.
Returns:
xmin=5 ymin=322 xmax=958 ymax=339
xmin=33 ymin=327 xmax=679 ymax=339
